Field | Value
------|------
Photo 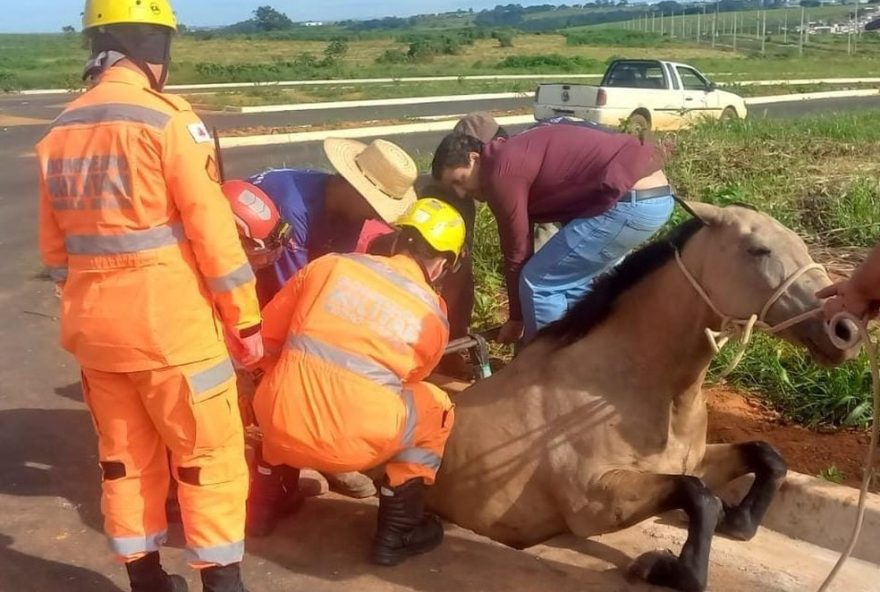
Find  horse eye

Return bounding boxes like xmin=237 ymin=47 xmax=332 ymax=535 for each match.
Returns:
xmin=747 ymin=246 xmax=772 ymax=257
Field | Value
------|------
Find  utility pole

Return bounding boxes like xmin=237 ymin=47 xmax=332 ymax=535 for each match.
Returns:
xmin=761 ymin=11 xmax=766 ymax=55
xmin=712 ymin=6 xmax=717 ymax=47
xmin=698 ymin=5 xmax=704 ymax=43
xmin=784 ymin=10 xmax=788 ymax=44
xmin=652 ymin=11 xmax=656 ymax=33
xmin=733 ymin=12 xmax=738 ymax=52
xmin=661 ymin=11 xmax=665 ymax=36
xmin=799 ymin=5 xmax=805 ymax=57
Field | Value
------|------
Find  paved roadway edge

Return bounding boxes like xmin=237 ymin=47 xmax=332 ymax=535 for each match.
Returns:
xmin=219 ymin=89 xmax=880 ymax=149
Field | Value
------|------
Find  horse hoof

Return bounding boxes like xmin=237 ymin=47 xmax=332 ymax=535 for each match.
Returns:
xmin=627 ymin=550 xmax=704 ymax=592
xmin=718 ymin=507 xmax=758 ymax=541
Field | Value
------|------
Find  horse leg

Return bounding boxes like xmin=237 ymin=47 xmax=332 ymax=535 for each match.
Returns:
xmin=696 ymin=442 xmax=787 ymax=541
xmin=565 ymin=471 xmax=722 ymax=592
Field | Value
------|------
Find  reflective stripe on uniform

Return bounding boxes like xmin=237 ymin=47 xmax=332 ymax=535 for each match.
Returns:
xmin=341 ymin=254 xmax=446 ymax=322
xmin=286 ymin=333 xmax=402 ymax=394
xmin=51 ymin=103 xmax=171 ymax=131
xmin=391 ymin=448 xmax=442 ymax=471
xmin=48 ymin=266 xmax=68 ymax=282
xmin=65 ymin=222 xmax=184 ymax=255
xmin=109 ymin=530 xmax=168 ymax=557
xmin=207 ymin=262 xmax=255 ymax=294
xmin=189 ymin=358 xmax=235 ymax=400
xmin=185 ymin=540 xmax=244 ymax=566
xmin=400 ymin=389 xmax=418 ymax=448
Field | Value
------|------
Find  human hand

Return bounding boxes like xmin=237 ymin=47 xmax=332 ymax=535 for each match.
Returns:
xmin=497 ymin=319 xmax=524 ymax=345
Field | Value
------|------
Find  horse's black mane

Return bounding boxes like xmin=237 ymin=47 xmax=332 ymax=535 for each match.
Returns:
xmin=536 ymin=217 xmax=705 ymax=345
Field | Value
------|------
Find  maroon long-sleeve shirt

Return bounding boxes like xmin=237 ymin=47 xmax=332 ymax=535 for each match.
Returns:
xmin=479 ymin=124 xmax=663 ymax=321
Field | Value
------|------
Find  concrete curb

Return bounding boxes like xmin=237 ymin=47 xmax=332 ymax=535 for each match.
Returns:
xmin=203 ymin=86 xmax=878 ymax=115
xmin=16 ymin=74 xmax=604 ymax=96
xmin=724 ymin=471 xmax=880 ymax=564
xmin=233 ymin=91 xmax=528 ymax=114
xmin=746 ymin=88 xmax=880 ymax=105
xmin=16 ymin=75 xmax=880 ymax=97
xmin=218 ymin=114 xmax=535 ymax=148
xmin=433 ymin=376 xmax=880 ymax=563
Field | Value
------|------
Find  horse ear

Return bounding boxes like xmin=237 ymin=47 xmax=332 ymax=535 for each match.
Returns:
xmin=679 ymin=200 xmax=725 ymax=226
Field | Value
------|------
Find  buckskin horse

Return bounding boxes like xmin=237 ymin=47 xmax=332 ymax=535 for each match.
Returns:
xmin=428 ymin=202 xmax=859 ymax=592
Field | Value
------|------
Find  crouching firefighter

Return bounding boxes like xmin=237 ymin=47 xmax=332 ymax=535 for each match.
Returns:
xmin=251 ymin=198 xmax=465 ymax=565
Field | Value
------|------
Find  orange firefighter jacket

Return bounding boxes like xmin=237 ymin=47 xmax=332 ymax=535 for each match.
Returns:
xmin=36 ymin=67 xmax=260 ymax=372
xmin=254 ymin=253 xmax=449 ymax=470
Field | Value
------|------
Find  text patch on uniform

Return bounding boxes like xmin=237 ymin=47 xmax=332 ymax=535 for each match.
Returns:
xmin=324 ymin=276 xmax=421 ymax=347
xmin=45 ymin=155 xmax=133 ymax=211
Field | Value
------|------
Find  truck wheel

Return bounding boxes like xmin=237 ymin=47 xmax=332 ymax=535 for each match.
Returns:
xmin=625 ymin=113 xmax=651 ymax=142
xmin=720 ymin=107 xmax=738 ymax=122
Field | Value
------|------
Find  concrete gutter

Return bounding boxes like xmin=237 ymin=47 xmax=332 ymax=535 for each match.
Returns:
xmin=220 ymin=89 xmax=879 ymax=149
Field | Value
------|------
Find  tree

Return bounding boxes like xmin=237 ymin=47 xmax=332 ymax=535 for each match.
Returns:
xmin=253 ymin=5 xmax=293 ymax=31
xmin=62 ymin=25 xmax=76 ymax=34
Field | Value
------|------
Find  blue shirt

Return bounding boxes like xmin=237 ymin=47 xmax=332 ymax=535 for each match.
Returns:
xmin=248 ymin=168 xmax=330 ymax=305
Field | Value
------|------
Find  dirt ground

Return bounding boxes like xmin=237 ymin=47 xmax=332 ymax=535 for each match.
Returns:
xmin=706 ymin=386 xmax=874 ymax=490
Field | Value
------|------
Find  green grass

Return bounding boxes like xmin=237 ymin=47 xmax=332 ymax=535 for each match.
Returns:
xmin=3 ymin=27 xmax=880 ymax=91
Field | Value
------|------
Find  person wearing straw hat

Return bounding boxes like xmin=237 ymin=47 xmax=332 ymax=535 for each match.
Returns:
xmin=222 ymin=138 xmax=418 ymax=511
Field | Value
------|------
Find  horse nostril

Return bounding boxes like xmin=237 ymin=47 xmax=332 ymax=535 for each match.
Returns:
xmin=834 ymin=319 xmax=857 ymax=345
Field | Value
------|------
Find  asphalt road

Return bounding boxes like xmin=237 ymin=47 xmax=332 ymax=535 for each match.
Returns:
xmin=0 ymin=91 xmax=878 ymax=590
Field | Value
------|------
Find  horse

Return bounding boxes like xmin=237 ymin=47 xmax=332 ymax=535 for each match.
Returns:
xmin=427 ymin=202 xmax=860 ymax=592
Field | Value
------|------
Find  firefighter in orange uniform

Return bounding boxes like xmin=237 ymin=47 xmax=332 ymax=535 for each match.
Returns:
xmin=36 ymin=2 xmax=259 ymax=591
xmin=252 ymin=198 xmax=465 ymax=566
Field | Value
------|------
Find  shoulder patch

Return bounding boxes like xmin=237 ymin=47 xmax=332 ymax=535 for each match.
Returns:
xmin=188 ymin=122 xmax=213 ymax=144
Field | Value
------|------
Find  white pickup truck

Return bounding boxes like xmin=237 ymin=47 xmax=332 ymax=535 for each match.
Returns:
xmin=534 ymin=59 xmax=747 ymax=133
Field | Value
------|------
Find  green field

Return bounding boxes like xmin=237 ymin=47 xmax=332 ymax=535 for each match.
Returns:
xmin=2 ymin=13 xmax=880 ymax=92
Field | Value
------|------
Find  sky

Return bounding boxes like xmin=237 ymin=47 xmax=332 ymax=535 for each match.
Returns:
xmin=3 ymin=1 xmax=605 ymax=33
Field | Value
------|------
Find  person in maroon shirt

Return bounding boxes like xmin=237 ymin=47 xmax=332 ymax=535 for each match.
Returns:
xmin=431 ymin=124 xmax=674 ymax=344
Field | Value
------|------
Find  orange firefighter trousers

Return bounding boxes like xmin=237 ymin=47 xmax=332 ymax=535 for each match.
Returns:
xmin=81 ymin=355 xmax=248 ymax=566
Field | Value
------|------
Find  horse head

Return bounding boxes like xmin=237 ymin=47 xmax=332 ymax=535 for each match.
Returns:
xmin=681 ymin=201 xmax=859 ymax=367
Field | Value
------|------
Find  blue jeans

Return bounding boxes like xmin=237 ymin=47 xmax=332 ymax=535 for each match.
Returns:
xmin=520 ymin=194 xmax=675 ymax=341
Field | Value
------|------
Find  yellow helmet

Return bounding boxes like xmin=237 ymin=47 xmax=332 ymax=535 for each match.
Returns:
xmin=82 ymin=0 xmax=178 ymax=32
xmin=396 ymin=198 xmax=466 ymax=265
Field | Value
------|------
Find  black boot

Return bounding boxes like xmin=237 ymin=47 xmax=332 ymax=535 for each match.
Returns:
xmin=246 ymin=463 xmax=305 ymax=537
xmin=126 ymin=552 xmax=188 ymax=592
xmin=201 ymin=563 xmax=245 ymax=592
xmin=371 ymin=478 xmax=444 ymax=567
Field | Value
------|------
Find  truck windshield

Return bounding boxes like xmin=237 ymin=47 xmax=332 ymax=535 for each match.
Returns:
xmin=604 ymin=61 xmax=667 ymax=90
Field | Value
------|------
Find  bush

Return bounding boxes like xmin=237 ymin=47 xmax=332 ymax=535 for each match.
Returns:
xmin=324 ymin=38 xmax=349 ymax=62
xmin=496 ymin=54 xmax=600 ymax=72
xmin=376 ymin=49 xmax=409 ymax=65
xmin=565 ymin=30 xmax=667 ymax=48
xmin=491 ymin=30 xmax=515 ymax=48
xmin=0 ymin=70 xmax=21 ymax=93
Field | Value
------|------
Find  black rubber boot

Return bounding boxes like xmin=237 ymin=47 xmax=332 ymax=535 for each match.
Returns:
xmin=371 ymin=478 xmax=444 ymax=567
xmin=246 ymin=463 xmax=305 ymax=537
xmin=201 ymin=563 xmax=245 ymax=592
xmin=126 ymin=552 xmax=188 ymax=592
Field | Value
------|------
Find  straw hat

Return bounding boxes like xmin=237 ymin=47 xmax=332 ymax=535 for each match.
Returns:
xmin=324 ymin=138 xmax=418 ymax=224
